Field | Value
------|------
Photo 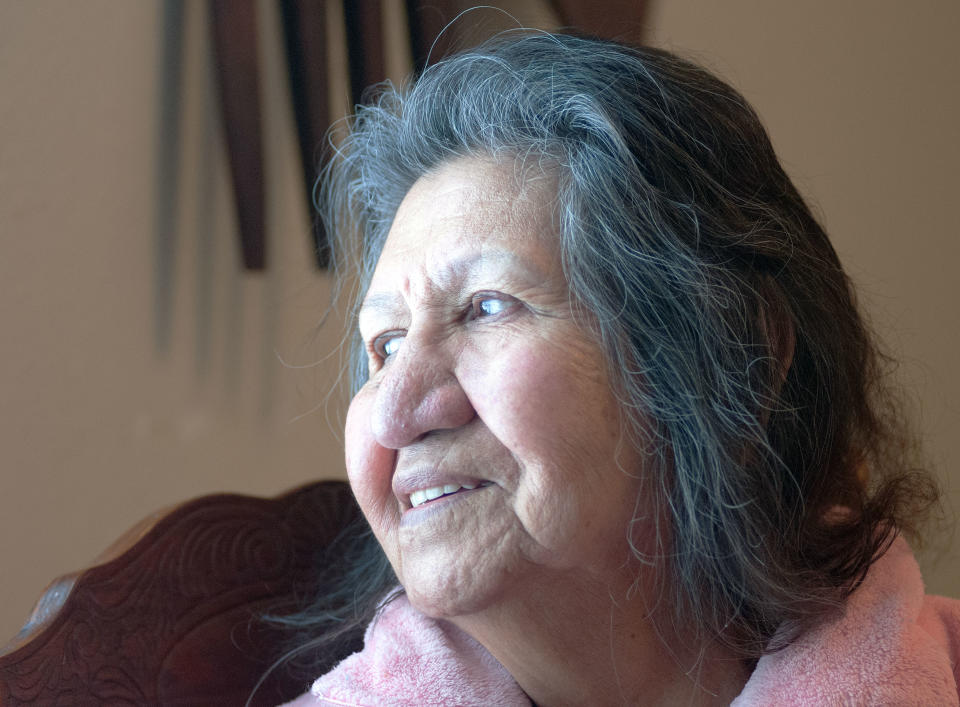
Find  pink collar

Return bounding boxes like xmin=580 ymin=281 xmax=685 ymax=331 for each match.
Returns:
xmin=302 ymin=536 xmax=959 ymax=706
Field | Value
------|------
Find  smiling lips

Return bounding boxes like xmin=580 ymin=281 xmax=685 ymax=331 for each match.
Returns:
xmin=408 ymin=481 xmax=493 ymax=508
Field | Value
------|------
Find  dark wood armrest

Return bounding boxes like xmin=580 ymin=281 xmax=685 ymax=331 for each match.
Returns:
xmin=0 ymin=480 xmax=361 ymax=706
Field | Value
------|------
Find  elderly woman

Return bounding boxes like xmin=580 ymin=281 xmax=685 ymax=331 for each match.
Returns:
xmin=284 ymin=33 xmax=958 ymax=706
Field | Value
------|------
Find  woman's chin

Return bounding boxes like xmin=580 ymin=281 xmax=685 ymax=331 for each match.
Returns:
xmin=402 ymin=571 xmax=509 ymax=620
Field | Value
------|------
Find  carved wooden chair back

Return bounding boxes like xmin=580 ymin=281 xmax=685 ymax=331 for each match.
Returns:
xmin=0 ymin=481 xmax=361 ymax=706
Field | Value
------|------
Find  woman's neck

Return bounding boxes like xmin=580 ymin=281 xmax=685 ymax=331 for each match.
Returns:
xmin=449 ymin=567 xmax=750 ymax=707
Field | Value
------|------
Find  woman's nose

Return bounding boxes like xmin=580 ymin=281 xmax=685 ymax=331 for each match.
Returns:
xmin=370 ymin=342 xmax=475 ymax=449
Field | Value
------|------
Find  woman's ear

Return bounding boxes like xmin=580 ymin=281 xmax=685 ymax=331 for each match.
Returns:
xmin=758 ymin=276 xmax=796 ymax=388
xmin=753 ymin=278 xmax=795 ymax=434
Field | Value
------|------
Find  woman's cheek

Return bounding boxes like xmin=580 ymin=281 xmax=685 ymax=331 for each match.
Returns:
xmin=345 ymin=387 xmax=397 ymax=530
xmin=466 ymin=340 xmax=563 ymax=448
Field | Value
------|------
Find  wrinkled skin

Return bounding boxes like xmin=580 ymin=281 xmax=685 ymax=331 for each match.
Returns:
xmin=345 ymin=158 xmax=645 ymax=619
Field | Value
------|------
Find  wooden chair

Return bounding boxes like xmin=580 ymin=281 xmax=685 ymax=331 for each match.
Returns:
xmin=0 ymin=480 xmax=362 ymax=706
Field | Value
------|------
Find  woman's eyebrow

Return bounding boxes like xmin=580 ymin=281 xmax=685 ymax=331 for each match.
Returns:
xmin=435 ymin=249 xmax=553 ymax=292
xmin=358 ymin=292 xmax=404 ymax=322
xmin=359 ymin=249 xmax=550 ymax=319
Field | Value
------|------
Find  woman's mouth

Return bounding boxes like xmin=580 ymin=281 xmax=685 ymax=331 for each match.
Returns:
xmin=408 ymin=481 xmax=493 ymax=508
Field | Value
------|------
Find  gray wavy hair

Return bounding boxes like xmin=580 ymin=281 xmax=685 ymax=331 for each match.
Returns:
xmin=312 ymin=31 xmax=936 ymax=659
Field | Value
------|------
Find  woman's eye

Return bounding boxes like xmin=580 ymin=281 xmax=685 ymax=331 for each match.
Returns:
xmin=373 ymin=332 xmax=405 ymax=360
xmin=471 ymin=294 xmax=515 ymax=319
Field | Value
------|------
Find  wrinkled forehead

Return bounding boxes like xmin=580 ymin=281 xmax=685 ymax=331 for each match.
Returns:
xmin=362 ymin=156 xmax=562 ymax=297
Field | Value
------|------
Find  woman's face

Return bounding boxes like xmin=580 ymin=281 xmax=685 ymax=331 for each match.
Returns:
xmin=345 ymin=158 xmax=645 ymax=618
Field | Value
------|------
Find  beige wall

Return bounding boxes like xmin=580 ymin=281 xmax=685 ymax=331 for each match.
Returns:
xmin=1 ymin=1 xmax=956 ymax=643
xmin=0 ymin=1 xmax=353 ymax=643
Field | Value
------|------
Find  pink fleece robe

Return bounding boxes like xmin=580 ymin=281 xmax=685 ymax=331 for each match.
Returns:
xmin=283 ymin=537 xmax=960 ymax=706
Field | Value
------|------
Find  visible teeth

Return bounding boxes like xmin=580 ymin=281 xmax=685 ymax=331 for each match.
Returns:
xmin=409 ymin=483 xmax=486 ymax=508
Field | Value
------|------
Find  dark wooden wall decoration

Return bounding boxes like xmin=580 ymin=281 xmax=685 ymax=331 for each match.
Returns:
xmin=405 ymin=0 xmax=462 ymax=74
xmin=0 ymin=481 xmax=362 ymax=706
xmin=549 ymin=0 xmax=649 ymax=44
xmin=155 ymin=0 xmax=186 ymax=351
xmin=280 ymin=0 xmax=332 ymax=268
xmin=203 ymin=0 xmax=648 ymax=271
xmin=210 ymin=0 xmax=266 ymax=270
xmin=344 ymin=1 xmax=386 ymax=109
